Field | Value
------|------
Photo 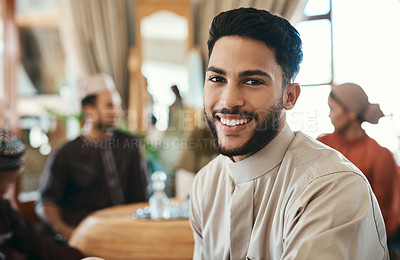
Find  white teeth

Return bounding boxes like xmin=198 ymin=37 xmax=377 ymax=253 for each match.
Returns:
xmin=220 ymin=118 xmax=250 ymax=126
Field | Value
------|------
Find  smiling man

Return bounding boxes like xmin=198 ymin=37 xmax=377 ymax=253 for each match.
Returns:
xmin=189 ymin=7 xmax=389 ymax=260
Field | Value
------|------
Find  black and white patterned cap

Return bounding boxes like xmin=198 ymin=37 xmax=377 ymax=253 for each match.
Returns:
xmin=0 ymin=128 xmax=25 ymax=170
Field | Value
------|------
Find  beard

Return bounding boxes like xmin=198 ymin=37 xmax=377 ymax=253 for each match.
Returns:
xmin=205 ymin=99 xmax=284 ymax=158
xmin=96 ymin=119 xmax=118 ymax=133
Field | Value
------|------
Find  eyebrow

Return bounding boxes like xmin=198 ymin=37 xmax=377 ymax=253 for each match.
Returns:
xmin=239 ymin=70 xmax=272 ymax=80
xmin=206 ymin=66 xmax=226 ymax=75
xmin=206 ymin=67 xmax=272 ymax=80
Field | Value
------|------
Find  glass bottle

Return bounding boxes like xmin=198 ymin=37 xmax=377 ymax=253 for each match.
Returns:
xmin=149 ymin=171 xmax=170 ymax=219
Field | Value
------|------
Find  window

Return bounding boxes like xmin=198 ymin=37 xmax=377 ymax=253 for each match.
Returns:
xmin=141 ymin=11 xmax=190 ymax=131
xmin=287 ymin=0 xmax=333 ymax=138
xmin=296 ymin=0 xmax=332 ymax=86
xmin=288 ymin=0 xmax=400 ymax=159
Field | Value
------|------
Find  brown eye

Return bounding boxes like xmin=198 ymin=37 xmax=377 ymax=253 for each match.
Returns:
xmin=209 ymin=76 xmax=225 ymax=83
xmin=245 ymin=79 xmax=263 ymax=85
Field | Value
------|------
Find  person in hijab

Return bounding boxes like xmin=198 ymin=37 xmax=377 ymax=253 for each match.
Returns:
xmin=35 ymin=73 xmax=151 ymax=241
xmin=317 ymin=83 xmax=400 ymax=242
xmin=0 ymin=128 xmax=84 ymax=260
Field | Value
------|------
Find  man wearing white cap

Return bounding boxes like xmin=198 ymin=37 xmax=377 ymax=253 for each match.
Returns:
xmin=35 ymin=73 xmax=150 ymax=241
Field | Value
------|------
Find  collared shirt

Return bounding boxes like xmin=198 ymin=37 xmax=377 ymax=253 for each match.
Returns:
xmin=190 ymin=124 xmax=388 ymax=260
xmin=38 ymin=130 xmax=150 ymax=226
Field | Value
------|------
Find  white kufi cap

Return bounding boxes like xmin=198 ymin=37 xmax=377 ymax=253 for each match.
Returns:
xmin=78 ymin=73 xmax=117 ymax=101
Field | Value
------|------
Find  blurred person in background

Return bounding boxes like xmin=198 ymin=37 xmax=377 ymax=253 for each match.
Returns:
xmin=174 ymin=125 xmax=218 ymax=198
xmin=35 ymin=73 xmax=150 ymax=241
xmin=317 ymin=82 xmax=400 ymax=252
xmin=0 ymin=128 xmax=84 ymax=259
xmin=168 ymin=84 xmax=184 ymax=131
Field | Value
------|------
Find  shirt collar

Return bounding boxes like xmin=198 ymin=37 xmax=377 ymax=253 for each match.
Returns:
xmin=226 ymin=122 xmax=295 ymax=184
xmin=79 ymin=131 xmax=117 ymax=148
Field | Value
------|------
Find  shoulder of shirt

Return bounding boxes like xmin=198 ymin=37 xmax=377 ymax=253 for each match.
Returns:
xmin=363 ymin=134 xmax=391 ymax=152
xmin=48 ymin=136 xmax=82 ymax=159
xmin=192 ymin=154 xmax=227 ymax=197
xmin=284 ymin=132 xmax=381 ymax=218
xmin=288 ymin=131 xmax=366 ymax=181
xmin=195 ymin=154 xmax=225 ymax=180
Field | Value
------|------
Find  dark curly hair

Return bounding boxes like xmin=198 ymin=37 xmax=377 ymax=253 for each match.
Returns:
xmin=208 ymin=7 xmax=303 ymax=87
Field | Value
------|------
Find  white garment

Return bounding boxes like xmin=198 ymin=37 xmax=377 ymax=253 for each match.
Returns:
xmin=190 ymin=123 xmax=388 ymax=260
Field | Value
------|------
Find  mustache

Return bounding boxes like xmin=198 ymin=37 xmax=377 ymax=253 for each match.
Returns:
xmin=212 ymin=107 xmax=258 ymax=120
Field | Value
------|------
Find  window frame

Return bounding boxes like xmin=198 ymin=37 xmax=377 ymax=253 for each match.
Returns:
xmin=298 ymin=0 xmax=334 ymax=87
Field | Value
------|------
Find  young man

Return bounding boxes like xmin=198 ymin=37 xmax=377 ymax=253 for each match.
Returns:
xmin=35 ymin=73 xmax=150 ymax=240
xmin=190 ymin=7 xmax=389 ymax=259
xmin=0 ymin=128 xmax=84 ymax=259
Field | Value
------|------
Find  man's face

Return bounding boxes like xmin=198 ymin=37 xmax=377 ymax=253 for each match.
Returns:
xmin=204 ymin=36 xmax=286 ymax=161
xmin=92 ymin=90 xmax=122 ymax=131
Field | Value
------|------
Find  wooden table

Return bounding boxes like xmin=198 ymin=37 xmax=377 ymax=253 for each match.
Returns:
xmin=69 ymin=202 xmax=194 ymax=260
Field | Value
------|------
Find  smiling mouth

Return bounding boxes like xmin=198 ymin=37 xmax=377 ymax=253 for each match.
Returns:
xmin=215 ymin=112 xmax=253 ymax=127
xmin=219 ymin=117 xmax=251 ymax=126
xmin=212 ymin=108 xmax=256 ymax=128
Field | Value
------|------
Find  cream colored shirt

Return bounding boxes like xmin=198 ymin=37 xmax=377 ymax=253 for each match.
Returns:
xmin=190 ymin=124 xmax=388 ymax=260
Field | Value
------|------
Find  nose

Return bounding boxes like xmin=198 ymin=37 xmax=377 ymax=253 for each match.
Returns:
xmin=328 ymin=109 xmax=333 ymax=119
xmin=113 ymin=105 xmax=122 ymax=118
xmin=106 ymin=105 xmax=121 ymax=121
xmin=220 ymin=83 xmax=245 ymax=109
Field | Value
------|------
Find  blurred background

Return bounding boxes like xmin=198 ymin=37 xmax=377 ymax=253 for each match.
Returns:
xmin=0 ymin=0 xmax=399 ymax=197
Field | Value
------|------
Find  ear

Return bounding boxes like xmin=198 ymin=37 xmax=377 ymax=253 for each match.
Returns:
xmin=348 ymin=111 xmax=358 ymax=120
xmin=283 ymin=83 xmax=301 ymax=110
xmin=82 ymin=104 xmax=96 ymax=119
